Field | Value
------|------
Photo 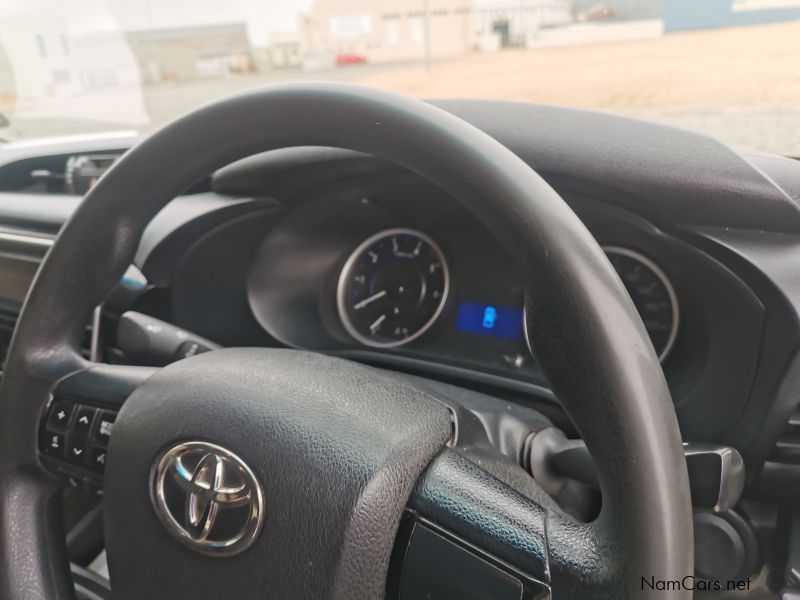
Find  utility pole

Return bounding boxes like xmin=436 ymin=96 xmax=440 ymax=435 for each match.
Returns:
xmin=423 ymin=0 xmax=432 ymax=70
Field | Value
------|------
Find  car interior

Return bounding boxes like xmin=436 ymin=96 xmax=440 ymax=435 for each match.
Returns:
xmin=0 ymin=4 xmax=799 ymax=600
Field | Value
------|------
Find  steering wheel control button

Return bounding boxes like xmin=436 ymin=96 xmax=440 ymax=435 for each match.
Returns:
xmin=89 ymin=447 xmax=108 ymax=472
xmin=68 ymin=439 xmax=89 ymax=465
xmin=42 ymin=432 xmax=66 ymax=458
xmin=39 ymin=398 xmax=120 ymax=489
xmin=46 ymin=401 xmax=74 ymax=432
xmin=73 ymin=406 xmax=96 ymax=435
xmin=92 ymin=411 xmax=116 ymax=447
xmin=151 ymin=441 xmax=265 ymax=556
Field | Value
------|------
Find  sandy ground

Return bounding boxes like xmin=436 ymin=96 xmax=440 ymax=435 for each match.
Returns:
xmin=2 ymin=21 xmax=799 ymax=156
xmin=353 ymin=21 xmax=800 ymax=156
xmin=357 ymin=22 xmax=800 ymax=110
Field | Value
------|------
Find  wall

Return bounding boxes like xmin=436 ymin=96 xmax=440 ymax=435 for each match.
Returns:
xmin=301 ymin=0 xmax=474 ymax=65
xmin=0 ymin=16 xmax=81 ymax=101
xmin=475 ymin=0 xmax=572 ymax=48
xmin=126 ymin=24 xmax=251 ymax=83
xmin=572 ymin=0 xmax=663 ymax=20
xmin=664 ymin=0 xmax=800 ymax=31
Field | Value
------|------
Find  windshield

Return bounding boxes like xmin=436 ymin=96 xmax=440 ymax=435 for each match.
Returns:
xmin=1 ymin=0 xmax=798 ymax=156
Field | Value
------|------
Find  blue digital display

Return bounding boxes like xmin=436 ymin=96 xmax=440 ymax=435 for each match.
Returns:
xmin=456 ymin=302 xmax=524 ymax=341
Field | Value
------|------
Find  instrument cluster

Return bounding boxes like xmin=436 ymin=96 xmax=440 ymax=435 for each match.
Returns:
xmin=335 ymin=228 xmax=678 ymax=363
xmin=246 ymin=177 xmax=684 ymax=387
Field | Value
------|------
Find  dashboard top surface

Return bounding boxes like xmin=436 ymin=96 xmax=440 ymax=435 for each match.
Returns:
xmin=0 ymin=100 xmax=798 ymax=237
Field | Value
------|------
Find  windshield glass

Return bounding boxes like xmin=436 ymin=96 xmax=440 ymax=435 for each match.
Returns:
xmin=1 ymin=0 xmax=798 ymax=156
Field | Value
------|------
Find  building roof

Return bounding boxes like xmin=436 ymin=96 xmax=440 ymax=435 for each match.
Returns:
xmin=126 ymin=22 xmax=247 ymax=41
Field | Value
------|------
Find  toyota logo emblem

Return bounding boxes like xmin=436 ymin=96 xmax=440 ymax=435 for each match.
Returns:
xmin=150 ymin=441 xmax=265 ymax=556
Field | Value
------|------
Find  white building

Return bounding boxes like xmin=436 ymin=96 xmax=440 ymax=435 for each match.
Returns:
xmin=0 ymin=1 xmax=147 ymax=131
xmin=0 ymin=15 xmax=82 ymax=102
xmin=266 ymin=32 xmax=303 ymax=69
xmin=299 ymin=0 xmax=475 ymax=66
xmin=475 ymin=0 xmax=572 ymax=50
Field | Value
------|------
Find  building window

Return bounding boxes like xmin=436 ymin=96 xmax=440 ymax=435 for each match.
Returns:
xmin=330 ymin=14 xmax=372 ymax=39
xmin=409 ymin=17 xmax=424 ymax=43
xmin=385 ymin=19 xmax=400 ymax=46
xmin=35 ymin=34 xmax=47 ymax=59
xmin=82 ymin=69 xmax=118 ymax=90
xmin=52 ymin=69 xmax=71 ymax=84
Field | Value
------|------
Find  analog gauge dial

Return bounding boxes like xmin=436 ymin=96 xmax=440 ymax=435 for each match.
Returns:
xmin=337 ymin=229 xmax=449 ymax=348
xmin=604 ymin=246 xmax=679 ymax=361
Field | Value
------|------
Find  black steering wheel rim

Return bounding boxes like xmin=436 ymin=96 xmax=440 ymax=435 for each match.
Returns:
xmin=0 ymin=83 xmax=692 ymax=599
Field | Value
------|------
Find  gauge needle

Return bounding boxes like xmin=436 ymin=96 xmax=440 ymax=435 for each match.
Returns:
xmin=369 ymin=315 xmax=386 ymax=333
xmin=354 ymin=290 xmax=387 ymax=310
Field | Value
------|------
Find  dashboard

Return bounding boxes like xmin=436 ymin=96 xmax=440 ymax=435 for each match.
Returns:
xmin=1 ymin=94 xmax=800 ymax=600
xmin=0 ymin=99 xmax=798 ymax=500
xmin=221 ymin=166 xmax=771 ymax=442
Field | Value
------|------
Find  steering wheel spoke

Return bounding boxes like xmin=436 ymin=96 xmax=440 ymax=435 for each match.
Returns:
xmin=402 ymin=448 xmax=635 ymax=599
xmin=53 ymin=362 xmax=158 ymax=408
xmin=39 ymin=363 xmax=157 ymax=495
xmin=408 ymin=450 xmax=551 ymax=587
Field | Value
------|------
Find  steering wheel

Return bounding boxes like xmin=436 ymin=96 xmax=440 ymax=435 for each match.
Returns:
xmin=0 ymin=84 xmax=692 ymax=599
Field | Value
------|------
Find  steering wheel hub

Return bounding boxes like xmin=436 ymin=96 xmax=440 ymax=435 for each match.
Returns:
xmin=104 ymin=349 xmax=452 ymax=599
